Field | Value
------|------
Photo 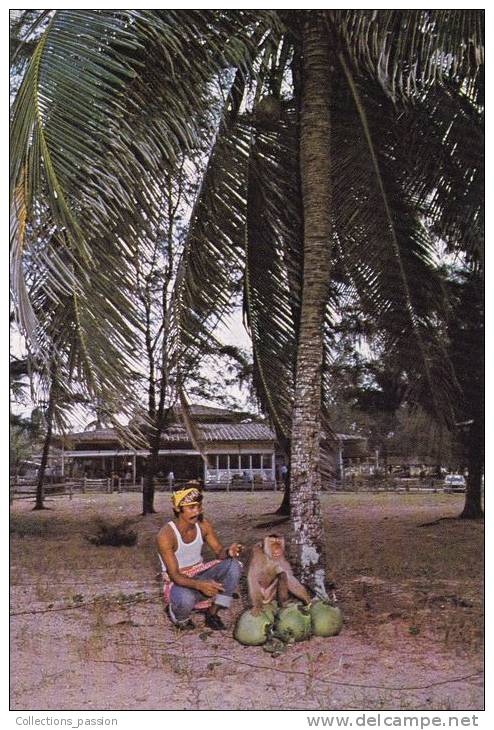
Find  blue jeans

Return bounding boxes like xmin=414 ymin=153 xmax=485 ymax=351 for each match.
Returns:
xmin=169 ymin=558 xmax=242 ymax=623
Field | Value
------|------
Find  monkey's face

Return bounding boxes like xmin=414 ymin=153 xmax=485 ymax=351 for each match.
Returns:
xmin=264 ymin=535 xmax=285 ymax=559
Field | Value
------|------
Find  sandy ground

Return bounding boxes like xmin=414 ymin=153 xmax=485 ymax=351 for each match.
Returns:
xmin=10 ymin=491 xmax=484 ymax=711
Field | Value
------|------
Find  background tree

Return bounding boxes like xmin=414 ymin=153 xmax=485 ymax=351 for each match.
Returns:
xmin=448 ymin=267 xmax=484 ymax=518
xmin=9 ymin=425 xmax=32 ymax=478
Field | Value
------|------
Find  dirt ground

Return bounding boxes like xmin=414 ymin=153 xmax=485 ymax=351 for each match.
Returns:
xmin=10 ymin=491 xmax=484 ymax=711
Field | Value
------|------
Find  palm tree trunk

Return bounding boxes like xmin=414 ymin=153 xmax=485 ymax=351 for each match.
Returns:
xmin=34 ymin=372 xmax=56 ymax=511
xmin=460 ymin=418 xmax=484 ymax=519
xmin=289 ymin=12 xmax=332 ymax=596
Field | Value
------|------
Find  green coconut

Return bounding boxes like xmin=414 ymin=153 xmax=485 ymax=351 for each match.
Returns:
xmin=309 ymin=600 xmax=343 ymax=637
xmin=234 ymin=607 xmax=274 ymax=646
xmin=275 ymin=602 xmax=312 ymax=643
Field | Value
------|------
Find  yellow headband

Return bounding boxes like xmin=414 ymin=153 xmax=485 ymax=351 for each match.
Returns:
xmin=172 ymin=487 xmax=202 ymax=510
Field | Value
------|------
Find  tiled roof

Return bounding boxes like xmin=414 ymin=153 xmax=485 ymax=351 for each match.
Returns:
xmin=175 ymin=404 xmax=244 ymax=420
xmin=67 ymin=429 xmax=118 ymax=442
xmin=199 ymin=423 xmax=275 ymax=442
xmin=60 ymin=421 xmax=275 ymax=445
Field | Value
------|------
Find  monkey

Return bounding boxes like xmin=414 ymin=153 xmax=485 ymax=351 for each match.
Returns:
xmin=247 ymin=534 xmax=311 ymax=615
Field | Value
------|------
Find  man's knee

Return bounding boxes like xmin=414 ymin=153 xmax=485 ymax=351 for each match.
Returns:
xmin=170 ymin=586 xmax=197 ymax=614
xmin=224 ymin=557 xmax=242 ymax=581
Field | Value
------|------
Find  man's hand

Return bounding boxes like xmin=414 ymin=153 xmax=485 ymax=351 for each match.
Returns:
xmin=226 ymin=542 xmax=243 ymax=558
xmin=197 ymin=579 xmax=224 ymax=597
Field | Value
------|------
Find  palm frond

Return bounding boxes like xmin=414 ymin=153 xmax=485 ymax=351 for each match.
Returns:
xmin=331 ymin=10 xmax=484 ymax=101
xmin=394 ymin=84 xmax=484 ymax=264
xmin=244 ymin=105 xmax=302 ymax=445
xmin=10 ymin=9 xmax=278 ymax=372
xmin=326 ymin=60 xmax=461 ymax=424
xmin=169 ymin=116 xmax=252 ymax=387
xmin=178 ymin=388 xmax=208 ymax=466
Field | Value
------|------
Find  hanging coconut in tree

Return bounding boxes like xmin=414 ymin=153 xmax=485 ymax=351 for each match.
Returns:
xmin=309 ymin=600 xmax=343 ymax=637
xmin=254 ymin=95 xmax=282 ymax=129
xmin=274 ymin=602 xmax=312 ymax=643
xmin=234 ymin=607 xmax=275 ymax=646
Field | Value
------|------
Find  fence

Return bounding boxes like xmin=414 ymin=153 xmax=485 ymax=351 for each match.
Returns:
xmin=9 ymin=476 xmax=112 ymax=502
xmin=10 ymin=475 xmax=452 ymax=503
xmin=10 ymin=474 xmax=281 ymax=502
xmin=331 ymin=476 xmax=447 ymax=493
xmin=9 ymin=481 xmax=76 ymax=503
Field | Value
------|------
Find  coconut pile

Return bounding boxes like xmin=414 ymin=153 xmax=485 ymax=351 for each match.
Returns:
xmin=234 ymin=600 xmax=342 ymax=656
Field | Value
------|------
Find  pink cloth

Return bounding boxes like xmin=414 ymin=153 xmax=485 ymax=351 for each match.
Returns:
xmin=162 ymin=559 xmax=221 ymax=610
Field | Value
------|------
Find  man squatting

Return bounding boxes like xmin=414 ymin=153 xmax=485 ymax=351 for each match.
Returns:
xmin=157 ymin=483 xmax=243 ymax=630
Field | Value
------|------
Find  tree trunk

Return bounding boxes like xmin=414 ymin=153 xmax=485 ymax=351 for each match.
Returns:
xmin=276 ymin=469 xmax=291 ymax=515
xmin=460 ymin=418 xmax=484 ymax=519
xmin=289 ymin=12 xmax=332 ymax=597
xmin=142 ymin=440 xmax=159 ymax=515
xmin=34 ymin=374 xmax=56 ymax=511
xmin=143 ymin=418 xmax=161 ymax=514
xmin=142 ymin=402 xmax=171 ymax=515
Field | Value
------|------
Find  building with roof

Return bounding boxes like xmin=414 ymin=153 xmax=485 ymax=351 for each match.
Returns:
xmin=52 ymin=405 xmax=369 ymax=488
xmin=53 ymin=406 xmax=277 ymax=486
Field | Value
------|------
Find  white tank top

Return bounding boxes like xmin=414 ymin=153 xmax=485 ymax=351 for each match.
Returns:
xmin=167 ymin=521 xmax=203 ymax=569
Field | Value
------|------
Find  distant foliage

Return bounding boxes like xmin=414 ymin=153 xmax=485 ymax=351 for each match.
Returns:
xmin=87 ymin=519 xmax=137 ymax=547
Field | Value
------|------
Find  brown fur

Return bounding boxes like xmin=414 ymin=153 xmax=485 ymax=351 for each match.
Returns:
xmin=247 ymin=535 xmax=311 ymax=614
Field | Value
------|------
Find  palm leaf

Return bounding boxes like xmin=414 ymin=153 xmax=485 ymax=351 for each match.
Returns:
xmin=326 ymin=61 xmax=462 ymax=423
xmin=330 ymin=10 xmax=484 ymax=101
xmin=10 ymin=9 xmax=278 ymax=373
xmin=395 ymin=84 xmax=484 ymax=264
xmin=169 ymin=116 xmax=252 ymax=388
xmin=244 ymin=104 xmax=302 ymax=446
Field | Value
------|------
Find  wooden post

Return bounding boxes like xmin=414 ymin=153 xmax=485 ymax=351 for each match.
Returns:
xmin=82 ymin=476 xmax=87 ymax=494
xmin=118 ymin=477 xmax=122 ymax=493
xmin=107 ymin=478 xmax=111 ymax=493
xmin=140 ymin=476 xmax=144 ymax=492
xmin=69 ymin=482 xmax=73 ymax=500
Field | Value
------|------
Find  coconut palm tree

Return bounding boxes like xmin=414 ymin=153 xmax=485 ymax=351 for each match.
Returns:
xmin=10 ymin=10 xmax=483 ymax=590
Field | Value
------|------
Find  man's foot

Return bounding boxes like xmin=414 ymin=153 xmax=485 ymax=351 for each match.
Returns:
xmin=167 ymin=605 xmax=195 ymax=631
xmin=173 ymin=619 xmax=195 ymax=631
xmin=205 ymin=612 xmax=226 ymax=631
